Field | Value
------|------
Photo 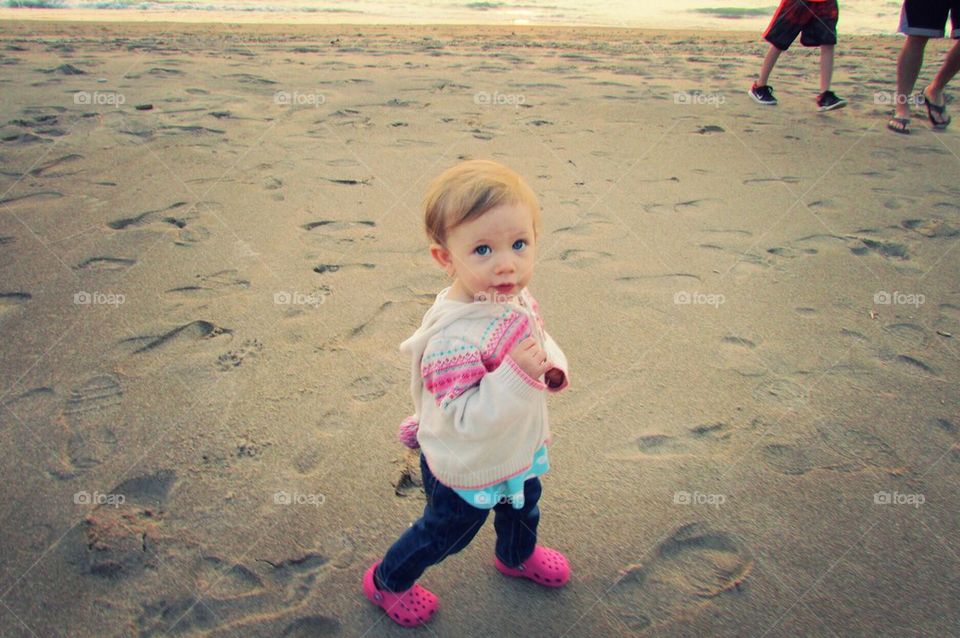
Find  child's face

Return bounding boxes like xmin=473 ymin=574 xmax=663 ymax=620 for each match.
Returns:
xmin=431 ymin=202 xmax=537 ymax=303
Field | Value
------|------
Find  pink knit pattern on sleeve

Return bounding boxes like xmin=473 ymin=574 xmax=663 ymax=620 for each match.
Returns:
xmin=420 ymin=312 xmax=533 ymax=408
xmin=480 ymin=311 xmax=532 ymax=371
xmin=422 ymin=348 xmax=487 ymax=408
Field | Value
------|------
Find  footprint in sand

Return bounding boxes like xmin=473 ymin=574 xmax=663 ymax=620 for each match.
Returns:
xmin=62 ymin=469 xmax=176 ymax=578
xmin=117 ymin=320 xmax=233 ymax=375
xmin=75 ymin=256 xmax=136 ymax=271
xmin=27 ymin=152 xmax=84 ymax=178
xmin=742 ymin=176 xmax=800 ymax=186
xmin=751 ymin=377 xmax=808 ymax=408
xmin=48 ymin=374 xmax=123 ymax=479
xmin=901 ymin=217 xmax=959 ymax=239
xmin=761 ymin=422 xmax=909 ymax=477
xmin=848 ymin=236 xmax=909 ymax=260
xmin=108 ymin=201 xmax=218 ymax=246
xmin=606 ymin=422 xmax=732 ymax=462
xmin=780 ymin=233 xmax=848 ymax=258
xmin=299 ymin=219 xmax=376 ymax=249
xmin=765 ymin=245 xmax=818 ymax=259
xmin=551 ymin=248 xmax=613 ymax=269
xmin=552 ymin=214 xmax=616 ymax=237
xmin=313 ymin=262 xmax=375 ymax=275
xmin=135 ymin=548 xmax=341 ymax=637
xmin=719 ymin=334 xmax=766 ymax=377
xmin=604 ymin=522 xmax=753 ymax=632
xmin=806 ymin=198 xmax=840 ymax=212
xmin=107 ymin=202 xmax=191 ymax=230
xmin=164 ymin=269 xmax=250 ymax=300
xmin=121 ymin=320 xmax=232 ymax=355
xmin=347 ymin=375 xmax=388 ymax=402
xmin=217 ymin=339 xmax=263 ymax=371
xmin=61 ymin=465 xmax=348 ymax=634
xmin=880 ymin=352 xmax=939 ymax=377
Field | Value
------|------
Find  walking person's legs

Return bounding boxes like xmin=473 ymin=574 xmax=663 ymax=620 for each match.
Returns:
xmin=492 ymin=476 xmax=542 ymax=567
xmin=363 ymin=454 xmax=490 ymax=627
xmin=896 ymin=35 xmax=929 ymax=121
xmin=376 ymin=453 xmax=489 ymax=592
xmin=492 ymin=476 xmax=570 ymax=587
xmin=923 ymin=38 xmax=960 ymax=126
xmin=759 ymin=44 xmax=784 ymax=88
xmin=820 ymin=44 xmax=836 ymax=93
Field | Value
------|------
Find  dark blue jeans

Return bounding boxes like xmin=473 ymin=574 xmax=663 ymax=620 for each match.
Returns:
xmin=376 ymin=452 xmax=542 ymax=592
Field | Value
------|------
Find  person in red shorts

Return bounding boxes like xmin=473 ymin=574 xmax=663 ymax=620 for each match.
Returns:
xmin=749 ymin=0 xmax=848 ymax=111
xmin=887 ymin=0 xmax=959 ymax=134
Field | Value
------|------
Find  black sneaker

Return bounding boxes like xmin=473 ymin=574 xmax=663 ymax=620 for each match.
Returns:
xmin=817 ymin=90 xmax=847 ymax=112
xmin=749 ymin=83 xmax=777 ymax=105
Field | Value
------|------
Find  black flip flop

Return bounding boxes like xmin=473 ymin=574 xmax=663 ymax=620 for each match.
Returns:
xmin=922 ymin=90 xmax=951 ymax=129
xmin=887 ymin=117 xmax=911 ymax=135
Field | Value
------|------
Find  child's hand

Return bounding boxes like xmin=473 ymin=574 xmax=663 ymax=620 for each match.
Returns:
xmin=509 ymin=336 xmax=549 ymax=381
xmin=544 ymin=367 xmax=566 ymax=389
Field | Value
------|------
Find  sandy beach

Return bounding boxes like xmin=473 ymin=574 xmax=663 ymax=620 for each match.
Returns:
xmin=0 ymin=18 xmax=958 ymax=637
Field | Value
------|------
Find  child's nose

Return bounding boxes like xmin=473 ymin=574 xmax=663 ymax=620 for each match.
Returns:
xmin=495 ymin=255 xmax=516 ymax=274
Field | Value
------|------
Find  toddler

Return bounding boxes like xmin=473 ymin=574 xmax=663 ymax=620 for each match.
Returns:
xmin=362 ymin=159 xmax=571 ymax=628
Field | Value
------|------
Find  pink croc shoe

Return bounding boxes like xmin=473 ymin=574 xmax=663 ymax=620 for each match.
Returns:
xmin=363 ymin=562 xmax=438 ymax=628
xmin=495 ymin=545 xmax=570 ymax=587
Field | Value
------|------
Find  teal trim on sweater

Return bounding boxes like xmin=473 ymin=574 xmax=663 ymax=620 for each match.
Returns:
xmin=452 ymin=444 xmax=549 ymax=510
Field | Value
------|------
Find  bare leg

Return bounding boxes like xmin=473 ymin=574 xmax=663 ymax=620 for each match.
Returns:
xmin=758 ymin=44 xmax=783 ymax=86
xmin=925 ymin=38 xmax=960 ymax=104
xmin=896 ymin=35 xmax=928 ymax=119
xmin=819 ymin=45 xmax=835 ymax=93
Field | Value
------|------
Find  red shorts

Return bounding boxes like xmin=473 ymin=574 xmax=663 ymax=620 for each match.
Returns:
xmin=764 ymin=0 xmax=839 ymax=51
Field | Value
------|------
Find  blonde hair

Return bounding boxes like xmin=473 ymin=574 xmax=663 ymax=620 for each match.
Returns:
xmin=423 ymin=159 xmax=541 ymax=246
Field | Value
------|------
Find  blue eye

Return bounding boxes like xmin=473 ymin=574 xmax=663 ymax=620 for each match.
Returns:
xmin=513 ymin=239 xmax=527 ymax=251
xmin=474 ymin=245 xmax=491 ymax=256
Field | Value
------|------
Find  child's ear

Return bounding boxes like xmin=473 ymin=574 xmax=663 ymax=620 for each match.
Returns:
xmin=430 ymin=244 xmax=455 ymax=276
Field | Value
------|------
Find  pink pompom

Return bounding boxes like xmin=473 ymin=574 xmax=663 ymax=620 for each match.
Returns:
xmin=398 ymin=416 xmax=420 ymax=449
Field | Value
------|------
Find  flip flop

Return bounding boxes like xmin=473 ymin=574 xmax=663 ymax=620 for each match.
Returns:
xmin=887 ymin=117 xmax=911 ymax=135
xmin=921 ymin=89 xmax=951 ymax=129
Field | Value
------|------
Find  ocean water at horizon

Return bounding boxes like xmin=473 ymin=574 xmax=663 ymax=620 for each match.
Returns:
xmin=2 ymin=0 xmax=905 ymax=35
